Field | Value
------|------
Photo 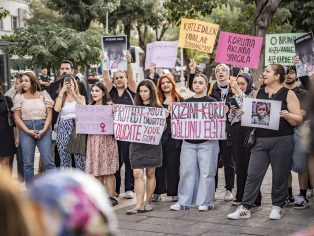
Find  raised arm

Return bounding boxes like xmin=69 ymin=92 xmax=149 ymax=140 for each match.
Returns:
xmin=100 ymin=51 xmax=113 ymax=91
xmin=126 ymin=51 xmax=137 ymax=93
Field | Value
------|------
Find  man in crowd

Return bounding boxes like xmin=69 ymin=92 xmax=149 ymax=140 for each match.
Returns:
xmin=38 ymin=68 xmax=51 ymax=91
xmin=103 ymin=52 xmax=136 ymax=199
xmin=284 ymin=65 xmax=310 ymax=209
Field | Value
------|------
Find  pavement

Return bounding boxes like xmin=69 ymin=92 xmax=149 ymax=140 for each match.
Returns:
xmin=113 ymin=168 xmax=314 ymax=236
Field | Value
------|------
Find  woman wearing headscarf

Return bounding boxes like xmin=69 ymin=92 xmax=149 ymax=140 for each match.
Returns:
xmin=228 ymin=72 xmax=261 ymax=206
xmin=210 ymin=64 xmax=235 ymax=201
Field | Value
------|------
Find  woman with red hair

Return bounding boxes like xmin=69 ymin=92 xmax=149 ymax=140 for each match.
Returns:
xmin=152 ymin=74 xmax=184 ymax=202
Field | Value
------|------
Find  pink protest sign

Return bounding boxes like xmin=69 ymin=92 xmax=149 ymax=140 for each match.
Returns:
xmin=114 ymin=105 xmax=166 ymax=145
xmin=215 ymin=32 xmax=263 ymax=69
xmin=171 ymin=102 xmax=226 ymax=140
xmin=75 ymin=105 xmax=113 ymax=134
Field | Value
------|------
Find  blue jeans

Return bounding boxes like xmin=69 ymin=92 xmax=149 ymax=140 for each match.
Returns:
xmin=20 ymin=119 xmax=55 ymax=185
xmin=178 ymin=140 xmax=219 ymax=207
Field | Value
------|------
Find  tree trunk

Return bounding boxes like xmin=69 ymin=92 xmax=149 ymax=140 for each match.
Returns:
xmin=251 ymin=0 xmax=281 ymax=76
xmin=124 ymin=23 xmax=132 ymax=49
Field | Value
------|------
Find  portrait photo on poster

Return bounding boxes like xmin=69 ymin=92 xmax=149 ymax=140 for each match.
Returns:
xmin=241 ymin=98 xmax=282 ymax=130
xmin=294 ymin=32 xmax=314 ymax=77
xmin=101 ymin=35 xmax=127 ymax=71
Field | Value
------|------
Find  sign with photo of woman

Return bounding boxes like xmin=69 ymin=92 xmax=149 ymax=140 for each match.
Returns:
xmin=101 ymin=35 xmax=127 ymax=71
xmin=294 ymin=32 xmax=314 ymax=77
xmin=241 ymin=98 xmax=282 ymax=130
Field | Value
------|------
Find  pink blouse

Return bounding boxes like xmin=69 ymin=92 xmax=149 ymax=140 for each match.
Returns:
xmin=12 ymin=90 xmax=54 ymax=120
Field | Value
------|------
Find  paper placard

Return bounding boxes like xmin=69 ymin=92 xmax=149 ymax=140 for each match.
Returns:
xmin=178 ymin=18 xmax=219 ymax=53
xmin=265 ymin=33 xmax=307 ymax=66
xmin=294 ymin=33 xmax=314 ymax=77
xmin=215 ymin=31 xmax=263 ymax=68
xmin=101 ymin=35 xmax=127 ymax=71
xmin=75 ymin=105 xmax=114 ymax=134
xmin=145 ymin=41 xmax=178 ymax=70
xmin=241 ymin=98 xmax=282 ymax=130
xmin=171 ymin=102 xmax=226 ymax=140
xmin=114 ymin=105 xmax=166 ymax=145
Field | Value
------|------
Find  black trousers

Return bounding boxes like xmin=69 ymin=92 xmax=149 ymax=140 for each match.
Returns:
xmin=115 ymin=141 xmax=134 ymax=193
xmin=231 ymin=123 xmax=261 ymax=204
xmin=216 ymin=139 xmax=235 ymax=191
xmin=154 ymin=137 xmax=181 ymax=196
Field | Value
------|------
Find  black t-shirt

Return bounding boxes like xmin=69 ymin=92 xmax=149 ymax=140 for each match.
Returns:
xmin=109 ymin=86 xmax=135 ymax=105
xmin=39 ymin=75 xmax=51 ymax=90
xmin=0 ymin=95 xmax=13 ymax=130
xmin=184 ymin=96 xmax=217 ymax=144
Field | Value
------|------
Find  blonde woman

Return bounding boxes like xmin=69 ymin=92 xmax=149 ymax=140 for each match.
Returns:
xmin=54 ymin=76 xmax=86 ymax=171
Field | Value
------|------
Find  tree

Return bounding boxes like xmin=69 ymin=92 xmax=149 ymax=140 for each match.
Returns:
xmin=44 ymin=0 xmax=118 ymax=31
xmin=281 ymin=0 xmax=314 ymax=32
xmin=108 ymin=0 xmax=167 ymax=49
xmin=164 ymin=0 xmax=223 ymax=25
xmin=8 ymin=22 xmax=103 ymax=70
xmin=251 ymin=0 xmax=282 ymax=73
xmin=0 ymin=7 xmax=9 ymax=20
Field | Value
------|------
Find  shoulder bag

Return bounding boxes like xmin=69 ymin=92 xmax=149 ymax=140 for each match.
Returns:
xmin=65 ymin=121 xmax=87 ymax=156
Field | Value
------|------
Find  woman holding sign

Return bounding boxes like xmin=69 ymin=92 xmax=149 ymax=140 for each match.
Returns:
xmin=54 ymin=76 xmax=86 ymax=171
xmin=170 ymin=74 xmax=220 ymax=212
xmin=153 ymin=74 xmax=184 ymax=202
xmin=228 ymin=72 xmax=262 ymax=206
xmin=228 ymin=64 xmax=302 ymax=220
xmin=86 ymin=82 xmax=119 ymax=206
xmin=126 ymin=79 xmax=164 ymax=215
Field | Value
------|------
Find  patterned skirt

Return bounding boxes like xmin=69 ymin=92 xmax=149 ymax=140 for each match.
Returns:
xmin=86 ymin=134 xmax=119 ymax=176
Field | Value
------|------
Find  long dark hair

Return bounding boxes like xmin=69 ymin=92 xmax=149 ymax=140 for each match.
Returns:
xmin=91 ymin=82 xmax=111 ymax=105
xmin=134 ymin=79 xmax=161 ymax=107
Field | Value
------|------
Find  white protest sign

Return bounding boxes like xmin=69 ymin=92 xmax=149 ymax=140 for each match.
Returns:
xmin=75 ymin=105 xmax=114 ymax=134
xmin=145 ymin=41 xmax=178 ymax=70
xmin=241 ymin=98 xmax=282 ymax=130
xmin=114 ymin=105 xmax=166 ymax=145
xmin=171 ymin=102 xmax=226 ymax=140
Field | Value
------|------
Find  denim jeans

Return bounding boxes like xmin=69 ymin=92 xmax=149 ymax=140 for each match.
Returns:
xmin=19 ymin=119 xmax=55 ymax=185
xmin=178 ymin=140 xmax=219 ymax=207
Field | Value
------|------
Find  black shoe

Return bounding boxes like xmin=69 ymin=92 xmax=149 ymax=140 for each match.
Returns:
xmin=110 ymin=197 xmax=119 ymax=207
xmin=283 ymin=196 xmax=295 ymax=207
xmin=151 ymin=194 xmax=161 ymax=202
xmin=294 ymin=195 xmax=310 ymax=209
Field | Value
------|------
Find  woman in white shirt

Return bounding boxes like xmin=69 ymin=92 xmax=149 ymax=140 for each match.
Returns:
xmin=54 ymin=76 xmax=86 ymax=171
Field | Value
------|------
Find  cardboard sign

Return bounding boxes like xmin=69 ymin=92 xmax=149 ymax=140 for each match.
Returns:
xmin=101 ymin=35 xmax=127 ymax=71
xmin=178 ymin=18 xmax=219 ymax=53
xmin=241 ymin=98 xmax=282 ymax=130
xmin=215 ymin=31 xmax=263 ymax=68
xmin=75 ymin=105 xmax=114 ymax=134
xmin=171 ymin=102 xmax=226 ymax=140
xmin=114 ymin=105 xmax=166 ymax=145
xmin=145 ymin=41 xmax=178 ymax=70
xmin=294 ymin=33 xmax=314 ymax=77
xmin=265 ymin=33 xmax=307 ymax=65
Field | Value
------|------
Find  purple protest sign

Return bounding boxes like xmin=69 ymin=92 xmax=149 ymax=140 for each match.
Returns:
xmin=215 ymin=32 xmax=263 ymax=69
xmin=145 ymin=41 xmax=178 ymax=70
xmin=75 ymin=105 xmax=113 ymax=135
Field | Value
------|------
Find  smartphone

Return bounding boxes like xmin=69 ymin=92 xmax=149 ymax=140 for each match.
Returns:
xmin=229 ymin=97 xmax=240 ymax=108
xmin=64 ymin=77 xmax=72 ymax=84
xmin=129 ymin=47 xmax=136 ymax=63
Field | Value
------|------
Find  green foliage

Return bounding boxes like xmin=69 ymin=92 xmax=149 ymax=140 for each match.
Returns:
xmin=45 ymin=0 xmax=119 ymax=31
xmin=281 ymin=0 xmax=314 ymax=32
xmin=7 ymin=22 xmax=103 ymax=69
xmin=164 ymin=0 xmax=223 ymax=25
xmin=0 ymin=7 xmax=9 ymax=20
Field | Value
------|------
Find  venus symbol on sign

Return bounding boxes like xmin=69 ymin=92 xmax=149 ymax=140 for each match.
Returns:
xmin=100 ymin=123 xmax=106 ymax=133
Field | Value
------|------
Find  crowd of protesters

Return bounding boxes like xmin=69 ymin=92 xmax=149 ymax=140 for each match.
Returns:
xmin=1 ymin=49 xmax=314 ymax=236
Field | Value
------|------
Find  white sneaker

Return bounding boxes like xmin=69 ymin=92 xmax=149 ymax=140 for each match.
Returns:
xmin=224 ymin=190 xmax=234 ymax=201
xmin=124 ymin=191 xmax=134 ymax=199
xmin=269 ymin=206 xmax=282 ymax=220
xmin=198 ymin=205 xmax=214 ymax=211
xmin=227 ymin=205 xmax=251 ymax=220
xmin=170 ymin=203 xmax=189 ymax=211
